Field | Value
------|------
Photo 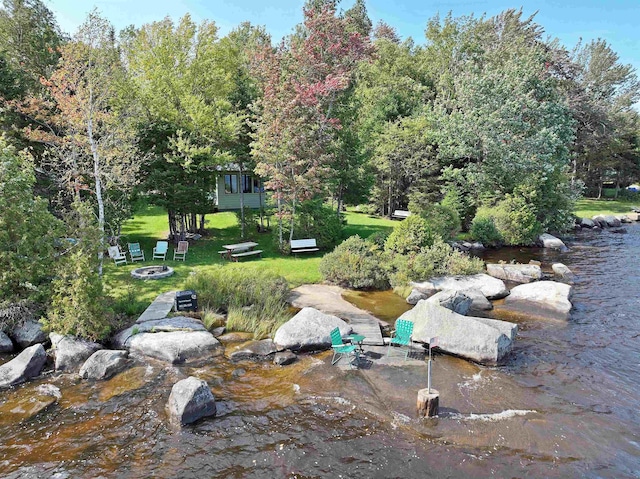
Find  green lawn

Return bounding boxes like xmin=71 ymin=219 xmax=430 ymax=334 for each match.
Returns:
xmin=574 ymin=198 xmax=639 ymax=218
xmin=104 ymin=206 xmax=396 ymax=306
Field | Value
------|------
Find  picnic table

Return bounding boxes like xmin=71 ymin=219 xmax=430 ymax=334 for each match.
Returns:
xmin=219 ymin=242 xmax=262 ymax=261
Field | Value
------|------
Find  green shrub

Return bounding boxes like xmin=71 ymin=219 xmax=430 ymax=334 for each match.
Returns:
xmin=366 ymin=230 xmax=390 ymax=249
xmin=183 ymin=266 xmax=290 ymax=339
xmin=279 ymin=199 xmax=344 ymax=252
xmin=0 ymin=300 xmax=39 ymax=334
xmin=320 ymin=235 xmax=389 ymax=289
xmin=385 ymin=215 xmax=435 ymax=255
xmin=493 ymin=194 xmax=542 ymax=246
xmin=354 ymin=203 xmax=379 ymax=215
xmin=470 ymin=210 xmax=503 ymax=247
xmin=389 ymin=238 xmax=484 ymax=288
xmin=420 ymin=203 xmax=461 ymax=240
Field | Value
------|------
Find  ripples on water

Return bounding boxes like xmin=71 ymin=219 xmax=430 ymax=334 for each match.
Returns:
xmin=1 ymin=226 xmax=640 ymax=478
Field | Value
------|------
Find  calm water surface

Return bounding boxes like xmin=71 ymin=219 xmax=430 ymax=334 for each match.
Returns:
xmin=1 ymin=225 xmax=639 ymax=478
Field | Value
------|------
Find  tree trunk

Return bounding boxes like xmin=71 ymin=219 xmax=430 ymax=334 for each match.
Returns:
xmin=87 ymin=113 xmax=105 ymax=277
xmin=199 ymin=214 xmax=206 ymax=234
xmin=289 ymin=197 xmax=296 ymax=245
xmin=277 ymin=191 xmax=283 ymax=248
xmin=239 ymin=165 xmax=245 ymax=238
xmin=258 ymin=182 xmax=265 ymax=232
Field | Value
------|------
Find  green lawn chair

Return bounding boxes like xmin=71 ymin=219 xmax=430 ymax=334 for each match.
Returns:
xmin=387 ymin=319 xmax=414 ymax=361
xmin=330 ymin=327 xmax=358 ymax=368
xmin=128 ymin=242 xmax=145 ymax=262
xmin=153 ymin=241 xmax=168 ymax=260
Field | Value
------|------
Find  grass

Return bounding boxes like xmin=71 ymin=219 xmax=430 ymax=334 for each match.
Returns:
xmin=574 ymin=198 xmax=639 ymax=218
xmin=104 ymin=205 xmax=396 ymax=307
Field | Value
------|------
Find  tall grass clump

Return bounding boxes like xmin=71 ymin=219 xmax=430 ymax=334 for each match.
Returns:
xmin=184 ymin=266 xmax=291 ymax=339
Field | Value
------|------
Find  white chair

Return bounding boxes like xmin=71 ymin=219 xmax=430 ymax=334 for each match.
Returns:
xmin=108 ymin=246 xmax=127 ymax=266
xmin=173 ymin=241 xmax=188 ymax=261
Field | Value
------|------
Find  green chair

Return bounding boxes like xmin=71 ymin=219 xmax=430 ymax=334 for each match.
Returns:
xmin=387 ymin=319 xmax=414 ymax=361
xmin=330 ymin=327 xmax=358 ymax=368
xmin=153 ymin=241 xmax=168 ymax=260
xmin=128 ymin=243 xmax=145 ymax=262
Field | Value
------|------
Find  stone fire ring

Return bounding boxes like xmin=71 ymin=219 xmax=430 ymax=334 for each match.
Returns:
xmin=131 ymin=265 xmax=175 ymax=280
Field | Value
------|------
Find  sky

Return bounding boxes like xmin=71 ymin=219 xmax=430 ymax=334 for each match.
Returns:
xmin=46 ymin=0 xmax=639 ymax=74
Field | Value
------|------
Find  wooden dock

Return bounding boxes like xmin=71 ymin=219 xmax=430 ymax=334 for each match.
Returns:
xmin=348 ymin=315 xmax=384 ymax=346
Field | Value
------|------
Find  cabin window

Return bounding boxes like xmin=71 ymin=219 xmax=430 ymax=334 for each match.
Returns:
xmin=224 ymin=174 xmax=238 ymax=194
xmin=253 ymin=177 xmax=262 ymax=193
xmin=242 ymin=174 xmax=253 ymax=194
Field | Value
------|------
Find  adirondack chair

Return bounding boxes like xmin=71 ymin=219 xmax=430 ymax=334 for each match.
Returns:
xmin=107 ymin=246 xmax=127 ymax=266
xmin=386 ymin=319 xmax=414 ymax=361
xmin=330 ymin=327 xmax=358 ymax=368
xmin=153 ymin=241 xmax=168 ymax=260
xmin=173 ymin=241 xmax=188 ymax=261
xmin=128 ymin=242 xmax=145 ymax=262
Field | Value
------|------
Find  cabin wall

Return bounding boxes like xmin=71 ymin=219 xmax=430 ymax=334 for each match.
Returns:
xmin=215 ymin=173 xmax=265 ymax=211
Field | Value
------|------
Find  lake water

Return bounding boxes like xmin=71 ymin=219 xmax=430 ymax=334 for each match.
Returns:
xmin=1 ymin=225 xmax=640 ymax=478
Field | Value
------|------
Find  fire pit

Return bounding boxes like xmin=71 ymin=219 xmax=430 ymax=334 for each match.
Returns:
xmin=130 ymin=265 xmax=174 ymax=280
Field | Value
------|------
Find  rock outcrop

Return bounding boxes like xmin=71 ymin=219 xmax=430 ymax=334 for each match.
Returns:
xmin=399 ymin=301 xmax=517 ymax=365
xmin=538 ymin=233 xmax=568 ymax=252
xmin=486 ymin=263 xmax=542 ymax=284
xmin=273 ymin=307 xmax=352 ymax=351
xmin=50 ymin=333 xmax=102 ymax=372
xmin=552 ymin=263 xmax=575 ymax=283
xmin=0 ymin=344 xmax=47 ymax=388
xmin=504 ymin=281 xmax=572 ymax=319
xmin=0 ymin=331 xmax=14 ymax=353
xmin=412 ymin=274 xmax=509 ymax=300
xmin=167 ymin=376 xmax=216 ymax=426
xmin=11 ymin=320 xmax=47 ymax=349
xmin=425 ymin=290 xmax=472 ymax=315
xmin=113 ymin=316 xmax=221 ymax=364
xmin=227 ymin=339 xmax=279 ymax=361
xmin=79 ymin=350 xmax=130 ymax=380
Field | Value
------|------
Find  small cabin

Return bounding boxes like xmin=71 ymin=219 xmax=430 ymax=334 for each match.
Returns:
xmin=213 ymin=166 xmax=267 ymax=211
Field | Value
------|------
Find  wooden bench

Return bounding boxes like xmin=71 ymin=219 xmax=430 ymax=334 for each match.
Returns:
xmin=392 ymin=210 xmax=411 ymax=220
xmin=230 ymin=250 xmax=263 ymax=261
xmin=290 ymin=238 xmax=319 ymax=254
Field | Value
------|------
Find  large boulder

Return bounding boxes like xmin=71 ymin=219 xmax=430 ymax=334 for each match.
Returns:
xmin=412 ymin=274 xmax=509 ymax=300
xmin=273 ymin=307 xmax=352 ymax=351
xmin=603 ymin=215 xmax=621 ymax=227
xmin=50 ymin=333 xmax=102 ymax=372
xmin=504 ymin=281 xmax=572 ymax=320
xmin=0 ymin=344 xmax=47 ymax=388
xmin=552 ymin=263 xmax=575 ymax=283
xmin=112 ymin=316 xmax=208 ymax=349
xmin=11 ymin=319 xmax=47 ymax=349
xmin=128 ymin=331 xmax=221 ymax=364
xmin=486 ymin=263 xmax=542 ymax=284
xmin=0 ymin=331 xmax=14 ymax=353
xmin=425 ymin=290 xmax=473 ymax=315
xmin=227 ymin=339 xmax=279 ymax=361
xmin=406 ymin=288 xmax=433 ymax=305
xmin=591 ymin=215 xmax=607 ymax=228
xmin=167 ymin=376 xmax=216 ymax=426
xmin=538 ymin=233 xmax=568 ymax=252
xmin=79 ymin=350 xmax=129 ymax=380
xmin=399 ymin=301 xmax=517 ymax=365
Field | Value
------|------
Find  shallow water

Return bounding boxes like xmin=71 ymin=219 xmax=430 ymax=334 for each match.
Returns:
xmin=2 ymin=226 xmax=640 ymax=477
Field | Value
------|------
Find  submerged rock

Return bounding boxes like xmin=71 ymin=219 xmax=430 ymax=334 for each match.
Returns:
xmin=0 ymin=331 xmax=14 ymax=353
xmin=504 ymin=281 xmax=572 ymax=320
xmin=538 ymin=233 xmax=568 ymax=252
xmin=227 ymin=339 xmax=279 ymax=361
xmin=412 ymin=274 xmax=509 ymax=300
xmin=425 ymin=290 xmax=472 ymax=315
xmin=273 ymin=351 xmax=297 ymax=366
xmin=0 ymin=344 xmax=47 ymax=388
xmin=0 ymin=383 xmax=60 ymax=426
xmin=273 ymin=307 xmax=352 ymax=351
xmin=11 ymin=319 xmax=47 ymax=349
xmin=79 ymin=350 xmax=129 ymax=380
xmin=167 ymin=376 xmax=216 ymax=426
xmin=486 ymin=263 xmax=542 ymax=284
xmin=50 ymin=333 xmax=102 ymax=372
xmin=399 ymin=301 xmax=517 ymax=365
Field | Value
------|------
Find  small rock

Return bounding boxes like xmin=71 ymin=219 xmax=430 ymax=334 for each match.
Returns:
xmin=486 ymin=263 xmax=542 ymax=284
xmin=0 ymin=331 xmax=14 ymax=353
xmin=167 ymin=376 xmax=216 ymax=426
xmin=469 ymin=242 xmax=485 ymax=250
xmin=227 ymin=339 xmax=279 ymax=361
xmin=612 ymin=228 xmax=627 ymax=234
xmin=579 ymin=218 xmax=595 ymax=228
xmin=528 ymin=260 xmax=542 ymax=266
xmin=211 ymin=327 xmax=226 ymax=337
xmin=406 ymin=288 xmax=433 ymax=305
xmin=273 ymin=351 xmax=297 ymax=366
xmin=11 ymin=320 xmax=47 ymax=349
xmin=425 ymin=290 xmax=473 ymax=315
xmin=552 ymin=263 xmax=575 ymax=283
xmin=0 ymin=344 xmax=47 ymax=388
xmin=538 ymin=233 xmax=568 ymax=252
xmin=231 ymin=368 xmax=246 ymax=378
xmin=79 ymin=350 xmax=129 ymax=380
